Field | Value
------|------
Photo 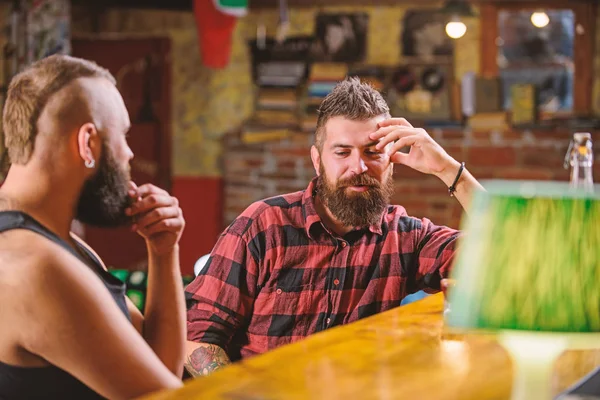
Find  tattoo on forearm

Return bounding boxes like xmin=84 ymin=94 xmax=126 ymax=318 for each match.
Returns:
xmin=185 ymin=344 xmax=230 ymax=377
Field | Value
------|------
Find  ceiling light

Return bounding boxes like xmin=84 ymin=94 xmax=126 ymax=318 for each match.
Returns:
xmin=439 ymin=1 xmax=476 ymax=40
xmin=531 ymin=11 xmax=550 ymax=28
xmin=446 ymin=17 xmax=467 ymax=39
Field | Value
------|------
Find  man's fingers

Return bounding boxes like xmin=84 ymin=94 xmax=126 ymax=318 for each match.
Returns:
xmin=372 ymin=128 xmax=420 ymax=150
xmin=136 ymin=217 xmax=185 ymax=237
xmin=388 ymin=135 xmax=420 ymax=156
xmin=390 ymin=151 xmax=410 ymax=165
xmin=135 ymin=183 xmax=168 ymax=198
xmin=133 ymin=207 xmax=182 ymax=230
xmin=128 ymin=181 xmax=138 ymax=199
xmin=369 ymin=125 xmax=396 ymax=140
xmin=126 ymin=194 xmax=178 ymax=216
xmin=377 ymin=118 xmax=414 ymax=129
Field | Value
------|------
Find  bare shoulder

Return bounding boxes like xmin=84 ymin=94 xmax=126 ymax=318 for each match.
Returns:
xmin=0 ymin=229 xmax=92 ymax=364
xmin=0 ymin=229 xmax=98 ymax=301
xmin=1 ymin=229 xmax=120 ymax=352
xmin=0 ymin=229 xmax=61 ymax=277
xmin=0 ymin=229 xmax=57 ymax=364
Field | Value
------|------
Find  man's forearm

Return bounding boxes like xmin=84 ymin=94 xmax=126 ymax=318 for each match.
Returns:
xmin=143 ymin=245 xmax=186 ymax=377
xmin=436 ymin=160 xmax=484 ymax=212
xmin=185 ymin=341 xmax=231 ymax=377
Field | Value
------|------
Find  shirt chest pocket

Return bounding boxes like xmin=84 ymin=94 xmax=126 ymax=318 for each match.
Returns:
xmin=253 ymin=273 xmax=315 ymax=337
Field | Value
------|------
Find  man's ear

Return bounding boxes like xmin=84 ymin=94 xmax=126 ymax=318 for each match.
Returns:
xmin=310 ymin=145 xmax=321 ymax=176
xmin=77 ymin=123 xmax=99 ymax=167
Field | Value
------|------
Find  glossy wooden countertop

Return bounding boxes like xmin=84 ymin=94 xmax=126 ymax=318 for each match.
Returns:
xmin=145 ymin=294 xmax=600 ymax=400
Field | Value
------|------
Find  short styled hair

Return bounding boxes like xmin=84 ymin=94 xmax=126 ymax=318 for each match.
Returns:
xmin=315 ymin=77 xmax=390 ymax=151
xmin=2 ymin=54 xmax=115 ymax=164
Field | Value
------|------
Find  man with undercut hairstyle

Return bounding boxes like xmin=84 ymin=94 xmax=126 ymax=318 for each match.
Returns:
xmin=0 ymin=55 xmax=187 ymax=399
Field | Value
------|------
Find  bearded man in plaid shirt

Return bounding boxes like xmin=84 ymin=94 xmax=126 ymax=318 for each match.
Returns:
xmin=184 ymin=77 xmax=484 ymax=377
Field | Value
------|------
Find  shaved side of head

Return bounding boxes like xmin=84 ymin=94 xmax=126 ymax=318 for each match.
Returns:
xmin=35 ymin=77 xmax=128 ymax=158
xmin=2 ymin=55 xmax=115 ymax=164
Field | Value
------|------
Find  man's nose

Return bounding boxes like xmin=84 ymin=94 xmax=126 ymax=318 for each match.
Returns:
xmin=349 ymin=155 xmax=368 ymax=176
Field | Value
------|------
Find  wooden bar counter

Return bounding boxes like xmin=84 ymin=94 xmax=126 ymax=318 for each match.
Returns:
xmin=145 ymin=294 xmax=600 ymax=399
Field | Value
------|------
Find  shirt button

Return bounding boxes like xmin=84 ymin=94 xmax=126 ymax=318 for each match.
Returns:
xmin=326 ymin=318 xmax=331 ymax=324
xmin=276 ymin=289 xmax=282 ymax=294
xmin=341 ymin=241 xmax=347 ymax=248
xmin=333 ymin=279 xmax=340 ymax=286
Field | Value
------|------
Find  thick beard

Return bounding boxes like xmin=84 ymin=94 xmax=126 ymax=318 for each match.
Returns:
xmin=76 ymin=143 xmax=132 ymax=228
xmin=316 ymin=164 xmax=394 ymax=228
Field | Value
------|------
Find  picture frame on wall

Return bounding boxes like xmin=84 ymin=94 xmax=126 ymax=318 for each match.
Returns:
xmin=510 ymin=83 xmax=537 ymax=126
xmin=248 ymin=36 xmax=313 ymax=88
xmin=311 ymin=13 xmax=368 ymax=63
xmin=386 ymin=61 xmax=455 ymax=123
xmin=401 ymin=9 xmax=454 ymax=61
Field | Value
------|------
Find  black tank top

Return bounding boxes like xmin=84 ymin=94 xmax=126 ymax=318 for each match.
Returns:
xmin=0 ymin=211 xmax=131 ymax=399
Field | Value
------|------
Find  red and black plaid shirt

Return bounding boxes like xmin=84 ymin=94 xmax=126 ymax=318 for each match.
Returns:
xmin=186 ymin=178 xmax=459 ymax=360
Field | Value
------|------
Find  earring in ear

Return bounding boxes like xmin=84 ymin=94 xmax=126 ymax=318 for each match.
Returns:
xmin=85 ymin=159 xmax=95 ymax=169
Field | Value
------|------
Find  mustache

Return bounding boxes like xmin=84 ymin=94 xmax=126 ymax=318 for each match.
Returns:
xmin=337 ymin=174 xmax=381 ymax=188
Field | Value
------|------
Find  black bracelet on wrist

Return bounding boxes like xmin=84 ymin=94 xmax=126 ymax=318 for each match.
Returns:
xmin=448 ymin=162 xmax=465 ymax=197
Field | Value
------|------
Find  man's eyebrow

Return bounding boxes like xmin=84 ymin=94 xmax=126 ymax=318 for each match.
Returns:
xmin=330 ymin=143 xmax=353 ymax=149
xmin=330 ymin=141 xmax=380 ymax=149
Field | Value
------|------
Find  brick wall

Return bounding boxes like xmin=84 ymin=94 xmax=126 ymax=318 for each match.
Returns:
xmin=223 ymin=128 xmax=600 ymax=230
xmin=220 ymin=4 xmax=599 ymax=231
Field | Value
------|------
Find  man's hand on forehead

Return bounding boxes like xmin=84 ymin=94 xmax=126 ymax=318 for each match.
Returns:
xmin=371 ymin=118 xmax=418 ymax=156
xmin=376 ymin=118 xmax=414 ymax=129
xmin=369 ymin=117 xmax=456 ymax=175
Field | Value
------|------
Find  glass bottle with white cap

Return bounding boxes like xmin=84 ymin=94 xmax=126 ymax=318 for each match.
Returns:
xmin=564 ymin=132 xmax=594 ymax=191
